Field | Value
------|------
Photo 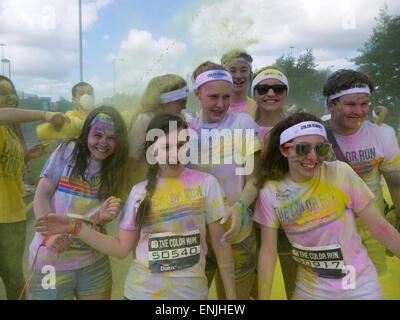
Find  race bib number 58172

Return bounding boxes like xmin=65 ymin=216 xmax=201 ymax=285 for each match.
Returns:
xmin=148 ymin=230 xmax=200 ymax=273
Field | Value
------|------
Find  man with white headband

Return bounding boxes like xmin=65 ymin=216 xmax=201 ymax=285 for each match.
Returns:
xmin=254 ymin=111 xmax=400 ymax=300
xmin=221 ymin=49 xmax=257 ymax=119
xmin=323 ymin=69 xmax=400 ymax=276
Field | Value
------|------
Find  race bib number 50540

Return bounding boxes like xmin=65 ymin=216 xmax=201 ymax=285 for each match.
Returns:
xmin=148 ymin=230 xmax=200 ymax=273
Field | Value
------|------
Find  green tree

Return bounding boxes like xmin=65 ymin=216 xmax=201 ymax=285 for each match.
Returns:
xmin=352 ymin=5 xmax=400 ymax=129
xmin=274 ymin=49 xmax=329 ymax=116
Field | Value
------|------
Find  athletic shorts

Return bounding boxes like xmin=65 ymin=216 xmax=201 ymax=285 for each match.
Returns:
xmin=29 ymin=256 xmax=112 ymax=300
xmin=205 ymin=229 xmax=257 ymax=282
xmin=355 ymin=217 xmax=387 ymax=276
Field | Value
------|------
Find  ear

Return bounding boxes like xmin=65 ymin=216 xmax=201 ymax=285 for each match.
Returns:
xmin=279 ymin=145 xmax=290 ymax=159
xmin=194 ymin=88 xmax=201 ymax=100
xmin=326 ymin=99 xmax=334 ymax=112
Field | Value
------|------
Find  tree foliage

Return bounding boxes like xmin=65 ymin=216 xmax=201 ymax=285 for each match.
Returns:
xmin=273 ymin=49 xmax=329 ymax=116
xmin=352 ymin=5 xmax=400 ymax=129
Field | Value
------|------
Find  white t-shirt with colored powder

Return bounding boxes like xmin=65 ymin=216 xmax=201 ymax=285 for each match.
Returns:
xmin=29 ymin=142 xmax=105 ymax=271
xmin=254 ymin=161 xmax=382 ymax=299
xmin=331 ymin=121 xmax=400 ymax=216
xmin=120 ymin=168 xmax=226 ymax=300
xmin=189 ymin=111 xmax=261 ymax=243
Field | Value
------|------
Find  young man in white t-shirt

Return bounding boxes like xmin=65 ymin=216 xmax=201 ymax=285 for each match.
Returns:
xmin=323 ymin=69 xmax=400 ymax=275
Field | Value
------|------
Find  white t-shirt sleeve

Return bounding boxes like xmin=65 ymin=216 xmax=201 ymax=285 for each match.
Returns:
xmin=253 ymin=186 xmax=280 ymax=229
xmin=119 ymin=184 xmax=143 ymax=231
xmin=203 ymin=174 xmax=227 ymax=224
xmin=39 ymin=142 xmax=74 ymax=186
xmin=378 ymin=126 xmax=400 ymax=173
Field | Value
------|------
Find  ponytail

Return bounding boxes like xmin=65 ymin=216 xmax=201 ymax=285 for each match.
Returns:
xmin=135 ymin=164 xmax=158 ymax=233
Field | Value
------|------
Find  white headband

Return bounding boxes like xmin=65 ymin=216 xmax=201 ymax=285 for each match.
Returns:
xmin=223 ymin=57 xmax=252 ymax=68
xmin=160 ymin=86 xmax=189 ymax=104
xmin=194 ymin=70 xmax=233 ymax=89
xmin=327 ymin=86 xmax=371 ymax=101
xmin=251 ymin=69 xmax=289 ymax=98
xmin=280 ymin=121 xmax=327 ymax=145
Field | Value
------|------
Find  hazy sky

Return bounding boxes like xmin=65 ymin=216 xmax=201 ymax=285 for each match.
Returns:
xmin=1 ymin=0 xmax=399 ymax=103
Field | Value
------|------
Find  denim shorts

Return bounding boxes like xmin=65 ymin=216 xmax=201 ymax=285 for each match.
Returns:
xmin=29 ymin=256 xmax=112 ymax=300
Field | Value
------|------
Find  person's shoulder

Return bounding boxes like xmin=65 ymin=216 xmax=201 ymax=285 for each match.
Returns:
xmin=322 ymin=160 xmax=353 ymax=176
xmin=230 ymin=111 xmax=258 ymax=128
xmin=66 ymin=109 xmax=86 ymax=119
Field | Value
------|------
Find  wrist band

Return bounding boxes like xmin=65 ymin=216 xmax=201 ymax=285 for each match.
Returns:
xmin=237 ymin=200 xmax=247 ymax=234
xmin=70 ymin=219 xmax=82 ymax=236
xmin=218 ymin=262 xmax=234 ymax=269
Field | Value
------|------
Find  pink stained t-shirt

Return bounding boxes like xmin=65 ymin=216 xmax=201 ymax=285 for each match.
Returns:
xmin=254 ymin=161 xmax=382 ymax=299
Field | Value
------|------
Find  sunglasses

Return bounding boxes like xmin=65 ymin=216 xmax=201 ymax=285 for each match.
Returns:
xmin=254 ymin=84 xmax=287 ymax=96
xmin=283 ymin=142 xmax=332 ymax=157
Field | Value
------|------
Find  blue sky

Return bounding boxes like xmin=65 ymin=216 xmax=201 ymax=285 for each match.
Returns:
xmin=1 ymin=0 xmax=399 ymax=104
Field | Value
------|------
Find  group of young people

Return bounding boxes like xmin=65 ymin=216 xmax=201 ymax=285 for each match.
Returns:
xmin=1 ymin=48 xmax=400 ymax=300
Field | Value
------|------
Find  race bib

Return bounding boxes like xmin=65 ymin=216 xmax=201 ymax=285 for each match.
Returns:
xmin=148 ymin=230 xmax=201 ymax=273
xmin=291 ymin=243 xmax=346 ymax=279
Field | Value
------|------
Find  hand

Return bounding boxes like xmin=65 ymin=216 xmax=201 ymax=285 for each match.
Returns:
xmin=45 ymin=112 xmax=71 ymax=130
xmin=24 ymin=143 xmax=51 ymax=162
xmin=98 ymin=196 xmax=121 ymax=223
xmin=35 ymin=214 xmax=73 ymax=237
xmin=220 ymin=202 xmax=243 ymax=243
xmin=45 ymin=234 xmax=72 ymax=254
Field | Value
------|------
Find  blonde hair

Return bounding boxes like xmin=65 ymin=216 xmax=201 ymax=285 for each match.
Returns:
xmin=191 ymin=61 xmax=228 ymax=84
xmin=130 ymin=74 xmax=186 ymax=130
xmin=221 ymin=49 xmax=253 ymax=66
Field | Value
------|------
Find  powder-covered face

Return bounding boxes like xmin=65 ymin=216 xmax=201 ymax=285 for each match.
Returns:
xmin=226 ymin=61 xmax=251 ymax=95
xmin=153 ymin=128 xmax=188 ymax=178
xmin=281 ymin=134 xmax=326 ymax=183
xmin=88 ymin=121 xmax=116 ymax=161
xmin=0 ymin=80 xmax=18 ymax=109
xmin=195 ymin=80 xmax=232 ymax=123
xmin=329 ymin=93 xmax=370 ymax=135
xmin=73 ymin=85 xmax=94 ymax=111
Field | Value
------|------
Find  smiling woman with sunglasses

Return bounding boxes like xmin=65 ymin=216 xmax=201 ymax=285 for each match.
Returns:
xmin=254 ymin=111 xmax=400 ymax=300
xmin=252 ymin=66 xmax=289 ymax=142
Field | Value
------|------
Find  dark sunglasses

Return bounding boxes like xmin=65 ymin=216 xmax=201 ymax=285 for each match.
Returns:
xmin=254 ymin=84 xmax=287 ymax=95
xmin=283 ymin=142 xmax=332 ymax=157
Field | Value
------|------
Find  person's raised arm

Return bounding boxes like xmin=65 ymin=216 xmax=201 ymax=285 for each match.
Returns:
xmin=34 ymin=202 xmax=139 ymax=259
xmin=258 ymin=225 xmax=278 ymax=300
xmin=33 ymin=176 xmax=56 ymax=219
xmin=0 ymin=108 xmax=70 ymax=129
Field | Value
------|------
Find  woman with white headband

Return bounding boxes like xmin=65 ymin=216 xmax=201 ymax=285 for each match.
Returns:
xmin=221 ymin=49 xmax=257 ymax=119
xmin=128 ymin=74 xmax=189 ymax=186
xmin=249 ymin=66 xmax=298 ymax=300
xmin=189 ymin=61 xmax=261 ymax=299
xmin=254 ymin=111 xmax=400 ymax=300
xmin=252 ymin=66 xmax=289 ymax=142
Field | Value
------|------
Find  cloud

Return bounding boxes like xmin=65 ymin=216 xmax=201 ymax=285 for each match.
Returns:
xmin=0 ymin=0 xmax=113 ymax=97
xmin=187 ymin=0 xmax=400 ymax=70
xmin=105 ymin=29 xmax=188 ymax=98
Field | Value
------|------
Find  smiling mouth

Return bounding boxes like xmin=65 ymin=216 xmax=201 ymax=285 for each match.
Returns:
xmin=301 ymin=163 xmax=318 ymax=169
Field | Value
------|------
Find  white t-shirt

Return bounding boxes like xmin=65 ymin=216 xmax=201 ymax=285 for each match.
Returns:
xmin=189 ymin=111 xmax=261 ymax=243
xmin=119 ymin=168 xmax=226 ymax=300
xmin=29 ymin=142 xmax=105 ymax=271
xmin=331 ymin=120 xmax=400 ymax=215
xmin=254 ymin=161 xmax=382 ymax=299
